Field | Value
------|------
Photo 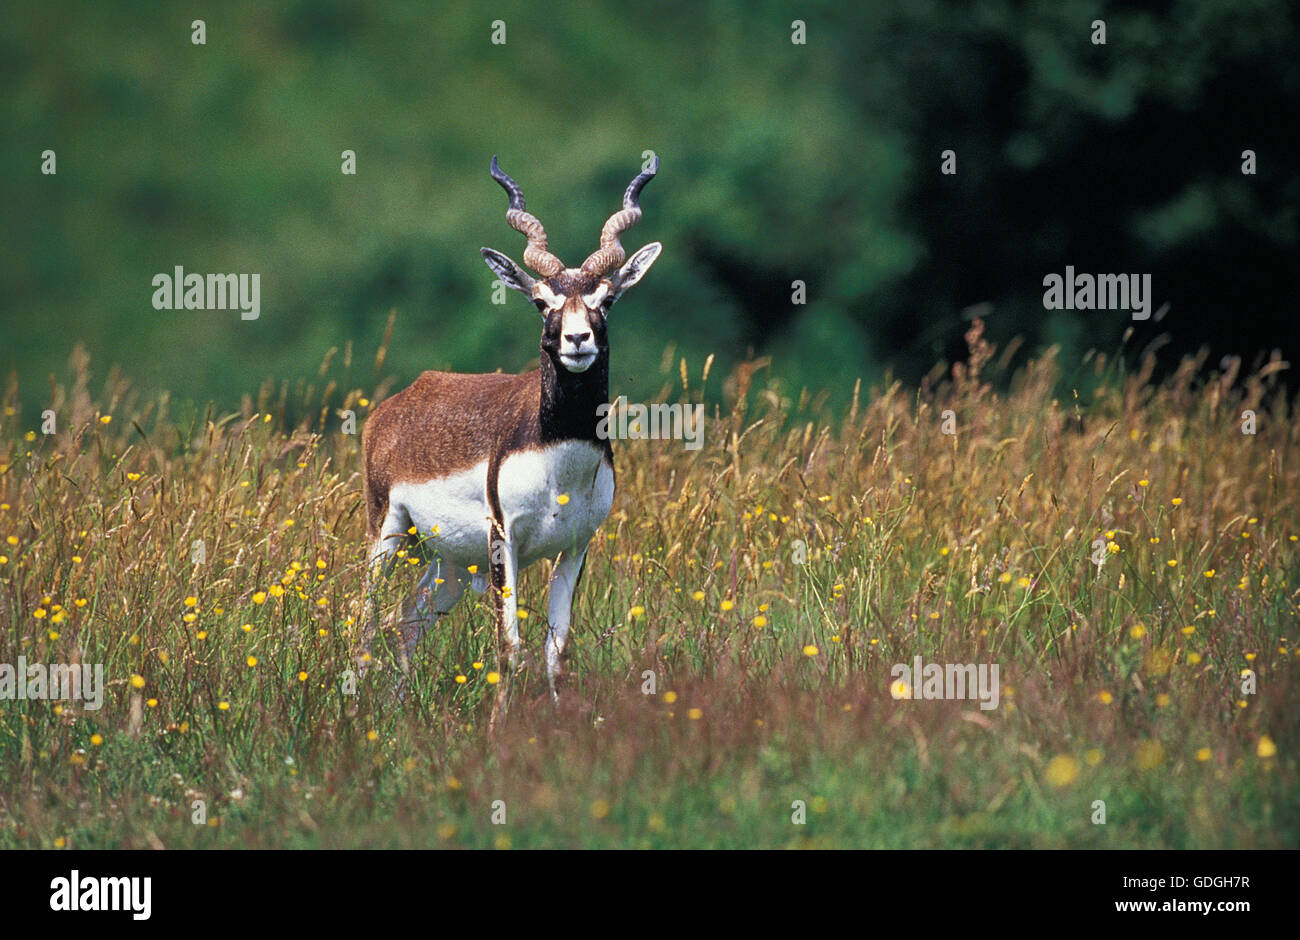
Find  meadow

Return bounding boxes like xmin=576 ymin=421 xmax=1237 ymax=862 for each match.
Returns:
xmin=0 ymin=321 xmax=1295 ymax=849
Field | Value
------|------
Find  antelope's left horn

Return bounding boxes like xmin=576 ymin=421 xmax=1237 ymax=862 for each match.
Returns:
xmin=581 ymin=155 xmax=659 ymax=275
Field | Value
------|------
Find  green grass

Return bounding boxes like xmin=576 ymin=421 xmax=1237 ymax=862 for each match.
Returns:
xmin=0 ymin=323 xmax=1296 ymax=848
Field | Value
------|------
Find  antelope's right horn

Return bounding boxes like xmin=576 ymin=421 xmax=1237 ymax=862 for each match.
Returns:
xmin=490 ymin=155 xmax=564 ymax=277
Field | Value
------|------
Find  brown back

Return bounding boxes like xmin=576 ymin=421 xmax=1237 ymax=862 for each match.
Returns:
xmin=362 ymin=369 xmax=541 ymax=537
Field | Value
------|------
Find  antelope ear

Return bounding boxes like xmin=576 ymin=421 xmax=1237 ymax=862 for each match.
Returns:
xmin=607 ymin=242 xmax=662 ymax=304
xmin=480 ymin=247 xmax=536 ymax=295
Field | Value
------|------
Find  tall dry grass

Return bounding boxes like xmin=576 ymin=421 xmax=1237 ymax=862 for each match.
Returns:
xmin=0 ymin=321 xmax=1295 ymax=847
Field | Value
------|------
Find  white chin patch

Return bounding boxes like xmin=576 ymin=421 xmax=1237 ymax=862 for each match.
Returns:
xmin=559 ymin=352 xmax=596 ymax=373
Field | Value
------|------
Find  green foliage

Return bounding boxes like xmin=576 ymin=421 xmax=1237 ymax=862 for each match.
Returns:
xmin=5 ymin=1 xmax=1294 ymax=420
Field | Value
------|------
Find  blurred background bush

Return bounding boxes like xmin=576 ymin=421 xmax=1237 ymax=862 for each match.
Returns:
xmin=1 ymin=0 xmax=1296 ymax=418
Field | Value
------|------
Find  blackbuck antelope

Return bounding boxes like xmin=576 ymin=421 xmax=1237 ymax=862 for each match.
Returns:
xmin=359 ymin=155 xmax=662 ymax=711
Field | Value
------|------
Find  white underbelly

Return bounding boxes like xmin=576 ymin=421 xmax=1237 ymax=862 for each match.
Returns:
xmin=387 ymin=441 xmax=614 ymax=569
xmin=390 ymin=465 xmax=491 ymax=566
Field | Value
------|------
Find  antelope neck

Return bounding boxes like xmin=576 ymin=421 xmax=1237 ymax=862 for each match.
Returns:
xmin=539 ymin=352 xmax=610 ymax=453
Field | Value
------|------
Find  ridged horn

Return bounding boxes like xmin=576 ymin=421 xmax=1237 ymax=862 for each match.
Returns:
xmin=490 ymin=155 xmax=564 ymax=277
xmin=581 ymin=155 xmax=659 ymax=275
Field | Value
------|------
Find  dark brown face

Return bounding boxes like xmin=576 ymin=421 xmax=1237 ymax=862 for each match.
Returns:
xmin=480 ymin=241 xmax=663 ymax=373
xmin=532 ymin=269 xmax=613 ymax=374
xmin=481 ymin=156 xmax=662 ymax=374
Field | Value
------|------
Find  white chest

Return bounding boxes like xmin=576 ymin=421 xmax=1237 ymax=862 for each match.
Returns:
xmin=497 ymin=441 xmax=614 ymax=567
xmin=388 ymin=441 xmax=614 ymax=569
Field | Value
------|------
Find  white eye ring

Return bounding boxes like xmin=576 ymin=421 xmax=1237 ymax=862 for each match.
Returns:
xmin=582 ymin=283 xmax=610 ymax=308
xmin=534 ymin=284 xmax=566 ymax=310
